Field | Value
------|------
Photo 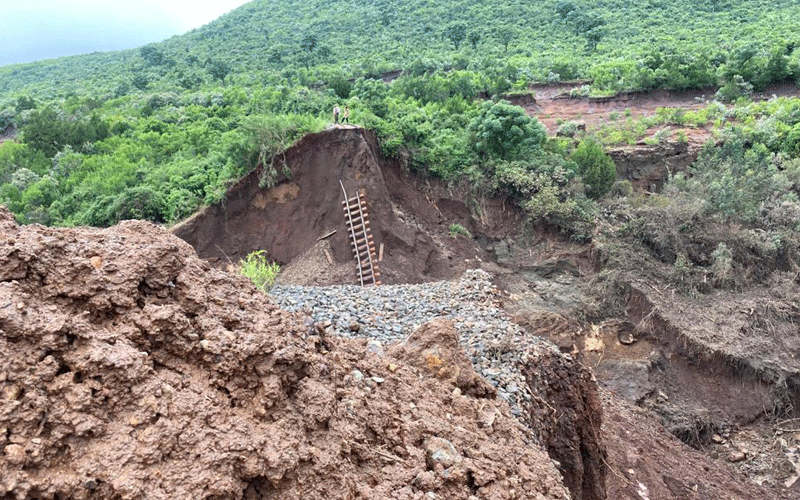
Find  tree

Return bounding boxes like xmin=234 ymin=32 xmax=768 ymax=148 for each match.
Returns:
xmin=571 ymin=139 xmax=616 ymax=199
xmin=445 ymin=24 xmax=467 ymax=50
xmin=208 ymin=60 xmax=232 ymax=83
xmin=329 ymin=75 xmax=353 ymax=99
xmin=468 ymin=31 xmax=481 ymax=50
xmin=494 ymin=27 xmax=515 ymax=53
xmin=353 ymin=78 xmax=388 ymax=117
xmin=566 ymin=12 xmax=605 ymax=36
xmin=132 ymin=74 xmax=149 ymax=90
xmin=178 ymin=71 xmax=203 ymax=90
xmin=585 ymin=26 xmax=604 ymax=51
xmin=103 ymin=186 xmax=167 ymax=225
xmin=140 ymin=45 xmax=165 ymax=66
xmin=299 ymin=34 xmax=319 ymax=69
xmin=15 ymin=96 xmax=36 ymax=112
xmin=317 ymin=45 xmax=332 ymax=61
xmin=555 ymin=1 xmax=577 ymax=20
xmin=300 ymin=34 xmax=318 ymax=53
xmin=21 ymin=107 xmax=68 ymax=158
xmin=469 ymin=100 xmax=546 ymax=161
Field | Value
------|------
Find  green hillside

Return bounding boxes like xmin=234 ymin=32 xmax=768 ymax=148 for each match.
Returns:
xmin=3 ymin=0 xmax=800 ymax=99
xmin=1 ymin=0 xmax=800 ymax=267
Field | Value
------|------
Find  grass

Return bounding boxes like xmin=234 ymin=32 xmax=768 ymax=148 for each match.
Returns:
xmin=238 ymin=250 xmax=281 ymax=291
xmin=448 ymin=223 xmax=471 ymax=238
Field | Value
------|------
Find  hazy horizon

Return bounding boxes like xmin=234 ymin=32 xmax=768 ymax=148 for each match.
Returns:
xmin=0 ymin=0 xmax=252 ymax=67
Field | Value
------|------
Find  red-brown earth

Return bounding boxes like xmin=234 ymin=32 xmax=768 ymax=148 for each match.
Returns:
xmin=173 ymin=83 xmax=800 ymax=497
xmin=5 ymin=83 xmax=800 ymax=499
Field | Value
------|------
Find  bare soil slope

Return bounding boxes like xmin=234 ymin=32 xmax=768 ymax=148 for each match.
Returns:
xmin=173 ymin=125 xmax=520 ymax=285
xmin=0 ymin=206 xmax=579 ymax=500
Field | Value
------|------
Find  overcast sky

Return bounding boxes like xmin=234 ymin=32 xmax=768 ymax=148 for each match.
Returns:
xmin=0 ymin=0 xmax=252 ymax=67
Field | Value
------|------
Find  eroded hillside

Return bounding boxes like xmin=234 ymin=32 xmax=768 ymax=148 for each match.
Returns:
xmin=171 ymin=120 xmax=797 ymax=498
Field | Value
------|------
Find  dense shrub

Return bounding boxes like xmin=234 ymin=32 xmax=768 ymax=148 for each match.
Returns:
xmin=469 ymin=100 xmax=546 ymax=161
xmin=238 ymin=250 xmax=281 ymax=291
xmin=571 ymin=139 xmax=616 ymax=199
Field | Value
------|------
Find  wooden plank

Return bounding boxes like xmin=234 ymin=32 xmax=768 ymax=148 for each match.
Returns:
xmin=352 ymin=243 xmax=376 ymax=253
xmin=342 ymin=198 xmax=368 ymax=207
xmin=342 ymin=202 xmax=369 ymax=211
xmin=352 ymin=235 xmax=373 ymax=244
xmin=323 ymin=248 xmax=333 ymax=264
xmin=317 ymin=229 xmax=337 ymax=241
xmin=379 ymin=243 xmax=384 ymax=262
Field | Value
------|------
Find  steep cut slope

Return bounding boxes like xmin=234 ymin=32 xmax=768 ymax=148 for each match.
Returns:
xmin=173 ymin=125 xmax=519 ymax=284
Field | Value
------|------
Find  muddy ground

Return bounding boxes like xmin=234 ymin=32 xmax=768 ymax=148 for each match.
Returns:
xmin=172 ymin=82 xmax=800 ymax=499
xmin=2 ymin=206 xmax=588 ymax=500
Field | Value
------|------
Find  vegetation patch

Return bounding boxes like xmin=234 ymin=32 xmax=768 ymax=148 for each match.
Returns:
xmin=238 ymin=250 xmax=281 ymax=291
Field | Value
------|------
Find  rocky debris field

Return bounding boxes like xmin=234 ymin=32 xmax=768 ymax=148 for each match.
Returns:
xmin=270 ymin=270 xmax=548 ymax=422
xmin=0 ymin=207 xmax=592 ymax=500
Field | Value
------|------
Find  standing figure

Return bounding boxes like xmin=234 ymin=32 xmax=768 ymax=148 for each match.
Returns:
xmin=333 ymin=105 xmax=340 ymax=124
xmin=342 ymin=105 xmax=350 ymax=123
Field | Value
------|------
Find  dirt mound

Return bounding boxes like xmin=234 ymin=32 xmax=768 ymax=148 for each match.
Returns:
xmin=0 ymin=207 xmax=575 ymax=500
xmin=172 ymin=126 xmax=519 ymax=284
xmin=601 ymin=390 xmax=792 ymax=500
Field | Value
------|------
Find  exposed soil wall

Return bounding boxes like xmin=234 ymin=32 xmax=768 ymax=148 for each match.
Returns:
xmin=523 ymin=349 xmax=607 ymax=500
xmin=608 ymin=141 xmax=699 ymax=192
xmin=172 ymin=126 xmax=522 ymax=284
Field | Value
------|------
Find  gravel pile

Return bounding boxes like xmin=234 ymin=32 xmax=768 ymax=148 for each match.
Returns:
xmin=270 ymin=269 xmax=558 ymax=419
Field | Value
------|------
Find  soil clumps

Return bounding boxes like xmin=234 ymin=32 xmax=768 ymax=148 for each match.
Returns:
xmin=0 ymin=207 xmax=572 ymax=500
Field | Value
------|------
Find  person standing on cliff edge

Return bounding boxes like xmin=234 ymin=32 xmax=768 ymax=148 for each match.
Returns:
xmin=333 ymin=105 xmax=340 ymax=124
xmin=342 ymin=105 xmax=350 ymax=123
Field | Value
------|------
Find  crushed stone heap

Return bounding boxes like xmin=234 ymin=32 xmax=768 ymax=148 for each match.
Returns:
xmin=0 ymin=207 xmax=572 ymax=500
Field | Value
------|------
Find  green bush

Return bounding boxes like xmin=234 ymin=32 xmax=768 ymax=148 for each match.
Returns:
xmin=238 ymin=250 xmax=281 ymax=291
xmin=448 ymin=223 xmax=471 ymax=237
xmin=711 ymin=242 xmax=733 ymax=288
xmin=714 ymin=75 xmax=753 ymax=103
xmin=571 ymin=139 xmax=616 ymax=199
xmin=469 ymin=100 xmax=546 ymax=161
xmin=108 ymin=185 xmax=167 ymax=223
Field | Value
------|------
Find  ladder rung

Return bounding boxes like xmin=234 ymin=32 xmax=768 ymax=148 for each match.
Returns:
xmin=354 ymin=245 xmax=372 ymax=254
xmin=352 ymin=244 xmax=376 ymax=253
xmin=352 ymin=235 xmax=374 ymax=244
xmin=342 ymin=199 xmax=368 ymax=209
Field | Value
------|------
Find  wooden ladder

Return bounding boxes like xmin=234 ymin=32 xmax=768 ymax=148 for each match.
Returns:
xmin=340 ymin=181 xmax=381 ymax=286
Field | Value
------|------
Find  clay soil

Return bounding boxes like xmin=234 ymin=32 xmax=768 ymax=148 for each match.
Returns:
xmin=5 ymin=84 xmax=800 ymax=499
xmin=0 ymin=207 xmax=574 ymax=500
xmin=171 ymin=83 xmax=800 ymax=498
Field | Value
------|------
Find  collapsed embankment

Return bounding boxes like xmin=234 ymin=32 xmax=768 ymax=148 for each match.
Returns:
xmin=172 ymin=126 xmax=521 ymax=284
xmin=0 ymin=206 xmax=608 ymax=500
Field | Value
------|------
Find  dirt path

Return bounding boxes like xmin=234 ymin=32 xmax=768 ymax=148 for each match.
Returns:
xmin=524 ymin=82 xmax=800 ymax=143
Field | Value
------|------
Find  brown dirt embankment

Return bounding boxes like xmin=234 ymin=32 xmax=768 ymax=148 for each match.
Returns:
xmin=172 ymin=125 xmax=521 ymax=284
xmin=0 ymin=206 xmax=574 ymax=500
